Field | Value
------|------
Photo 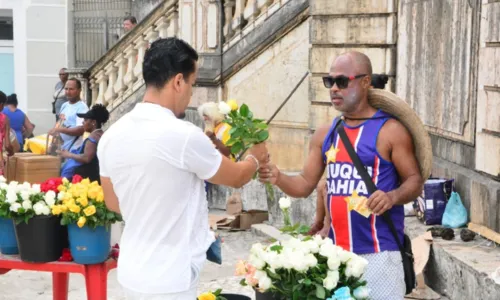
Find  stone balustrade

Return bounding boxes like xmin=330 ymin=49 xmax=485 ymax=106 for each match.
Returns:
xmin=223 ymin=0 xmax=290 ymax=49
xmin=85 ymin=0 xmax=179 ymax=110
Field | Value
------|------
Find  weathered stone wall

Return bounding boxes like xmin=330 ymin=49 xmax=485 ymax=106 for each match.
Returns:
xmin=131 ymin=0 xmax=163 ymax=21
xmin=309 ymin=0 xmax=397 ymax=129
xmin=397 ymin=0 xmax=500 ymax=231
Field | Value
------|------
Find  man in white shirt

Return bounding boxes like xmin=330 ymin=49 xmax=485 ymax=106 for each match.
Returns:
xmin=97 ymin=37 xmax=269 ymax=299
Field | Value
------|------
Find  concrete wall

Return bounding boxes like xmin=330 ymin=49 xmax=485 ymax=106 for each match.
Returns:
xmin=397 ymin=0 xmax=500 ymax=232
xmin=0 ymin=0 xmax=69 ymax=135
xmin=131 ymin=0 xmax=163 ymax=21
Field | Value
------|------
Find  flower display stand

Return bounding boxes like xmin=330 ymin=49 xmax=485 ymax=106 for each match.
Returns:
xmin=0 ymin=254 xmax=117 ymax=300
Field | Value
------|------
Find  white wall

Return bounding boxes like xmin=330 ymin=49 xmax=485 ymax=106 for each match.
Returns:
xmin=0 ymin=0 xmax=69 ymax=135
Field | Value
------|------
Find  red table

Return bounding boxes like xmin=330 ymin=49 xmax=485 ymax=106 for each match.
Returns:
xmin=0 ymin=254 xmax=117 ymax=300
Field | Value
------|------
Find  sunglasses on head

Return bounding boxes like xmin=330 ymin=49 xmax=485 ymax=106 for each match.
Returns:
xmin=322 ymin=74 xmax=367 ymax=89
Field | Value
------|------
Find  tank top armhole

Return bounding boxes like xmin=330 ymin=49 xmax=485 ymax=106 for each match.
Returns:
xmin=372 ymin=116 xmax=393 ymax=164
xmin=321 ymin=117 xmax=339 ymax=164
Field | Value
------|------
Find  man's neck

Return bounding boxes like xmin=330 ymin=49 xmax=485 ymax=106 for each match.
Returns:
xmin=342 ymin=101 xmax=377 ymax=126
xmin=68 ymin=99 xmax=80 ymax=104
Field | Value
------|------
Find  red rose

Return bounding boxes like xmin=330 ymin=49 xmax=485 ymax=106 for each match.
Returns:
xmin=72 ymin=175 xmax=83 ymax=183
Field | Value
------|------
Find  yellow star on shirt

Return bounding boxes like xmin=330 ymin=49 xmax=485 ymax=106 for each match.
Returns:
xmin=325 ymin=145 xmax=340 ymax=164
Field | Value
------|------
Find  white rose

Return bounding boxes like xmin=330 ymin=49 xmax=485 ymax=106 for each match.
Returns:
xmin=41 ymin=205 xmax=51 ymax=215
xmin=327 ymin=256 xmax=341 ymax=270
xmin=33 ymin=202 xmax=47 ymax=216
xmin=57 ymin=191 xmax=66 ymax=201
xmin=249 ymin=254 xmax=266 ymax=270
xmin=6 ymin=190 xmax=18 ymax=203
xmin=9 ymin=181 xmax=18 ymax=187
xmin=278 ymin=197 xmax=291 ymax=210
xmin=304 ymin=240 xmax=319 ymax=253
xmin=305 ymin=253 xmax=318 ymax=268
xmin=345 ymin=257 xmax=368 ymax=278
xmin=0 ymin=176 xmax=6 ymax=183
xmin=31 ymin=184 xmax=41 ymax=194
xmin=18 ymin=182 xmax=31 ymax=192
xmin=22 ymin=200 xmax=32 ymax=210
xmin=323 ymin=275 xmax=338 ymax=290
xmin=338 ymin=249 xmax=355 ymax=263
xmin=20 ymin=190 xmax=31 ymax=201
xmin=353 ymin=286 xmax=370 ymax=299
xmin=44 ymin=191 xmax=56 ymax=207
xmin=10 ymin=202 xmax=21 ymax=213
xmin=218 ymin=102 xmax=231 ymax=115
xmin=313 ymin=234 xmax=326 ymax=246
xmin=254 ymin=270 xmax=267 ymax=280
xmin=0 ymin=182 xmax=8 ymax=190
xmin=319 ymin=242 xmax=337 ymax=258
xmin=258 ymin=274 xmax=272 ymax=291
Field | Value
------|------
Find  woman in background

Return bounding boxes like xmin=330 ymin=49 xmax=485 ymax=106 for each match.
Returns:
xmin=3 ymin=94 xmax=34 ymax=151
xmin=58 ymin=104 xmax=109 ymax=183
xmin=0 ymin=91 xmax=14 ymax=175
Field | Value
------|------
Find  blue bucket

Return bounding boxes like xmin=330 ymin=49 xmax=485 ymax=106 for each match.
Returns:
xmin=68 ymin=224 xmax=111 ymax=264
xmin=0 ymin=217 xmax=19 ymax=255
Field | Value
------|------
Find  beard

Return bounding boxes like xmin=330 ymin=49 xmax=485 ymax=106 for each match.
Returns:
xmin=177 ymin=112 xmax=186 ymax=119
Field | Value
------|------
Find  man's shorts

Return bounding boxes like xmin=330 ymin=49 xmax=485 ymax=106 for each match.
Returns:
xmin=360 ymin=251 xmax=405 ymax=300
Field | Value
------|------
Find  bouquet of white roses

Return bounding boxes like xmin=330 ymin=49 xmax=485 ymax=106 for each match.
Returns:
xmin=0 ymin=177 xmax=57 ymax=224
xmin=236 ymin=196 xmax=370 ymax=300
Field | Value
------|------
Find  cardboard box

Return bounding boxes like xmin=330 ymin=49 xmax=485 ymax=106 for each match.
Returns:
xmin=239 ymin=210 xmax=269 ymax=229
xmin=9 ymin=154 xmax=61 ymax=184
xmin=5 ymin=153 xmax=38 ymax=182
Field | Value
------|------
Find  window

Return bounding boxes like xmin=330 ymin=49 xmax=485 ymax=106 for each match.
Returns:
xmin=0 ymin=16 xmax=13 ymax=40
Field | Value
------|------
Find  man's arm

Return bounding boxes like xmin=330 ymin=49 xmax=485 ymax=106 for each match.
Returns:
xmin=184 ymin=129 xmax=269 ymax=189
xmin=101 ymin=176 xmax=120 ymax=214
xmin=259 ymin=125 xmax=330 ymax=198
xmin=367 ymin=119 xmax=424 ymax=215
xmin=206 ymin=132 xmax=232 ymax=157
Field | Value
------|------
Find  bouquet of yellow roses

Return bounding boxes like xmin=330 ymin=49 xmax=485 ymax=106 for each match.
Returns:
xmin=52 ymin=177 xmax=122 ymax=229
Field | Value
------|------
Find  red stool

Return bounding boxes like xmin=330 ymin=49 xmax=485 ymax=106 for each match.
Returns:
xmin=0 ymin=254 xmax=117 ymax=300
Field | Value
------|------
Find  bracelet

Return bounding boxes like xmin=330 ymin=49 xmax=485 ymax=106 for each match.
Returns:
xmin=245 ymin=154 xmax=260 ymax=171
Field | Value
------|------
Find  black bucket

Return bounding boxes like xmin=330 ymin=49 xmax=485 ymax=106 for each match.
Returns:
xmin=255 ymin=290 xmax=279 ymax=300
xmin=220 ymin=294 xmax=251 ymax=300
xmin=14 ymin=215 xmax=66 ymax=263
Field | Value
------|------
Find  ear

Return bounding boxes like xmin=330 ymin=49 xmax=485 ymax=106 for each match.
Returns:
xmin=173 ymin=73 xmax=184 ymax=92
xmin=363 ymin=75 xmax=372 ymax=88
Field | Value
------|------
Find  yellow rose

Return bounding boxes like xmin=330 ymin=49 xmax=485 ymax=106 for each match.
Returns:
xmin=64 ymin=199 xmax=75 ymax=207
xmin=198 ymin=292 xmax=216 ymax=300
xmin=90 ymin=181 xmax=99 ymax=187
xmin=96 ymin=192 xmax=104 ymax=202
xmin=78 ymin=197 xmax=88 ymax=207
xmin=83 ymin=205 xmax=96 ymax=217
xmin=227 ymin=99 xmax=238 ymax=111
xmin=77 ymin=216 xmax=86 ymax=228
xmin=60 ymin=204 xmax=68 ymax=212
xmin=69 ymin=204 xmax=81 ymax=214
xmin=81 ymin=179 xmax=91 ymax=186
xmin=57 ymin=185 xmax=66 ymax=192
xmin=51 ymin=205 xmax=62 ymax=215
xmin=88 ymin=186 xmax=100 ymax=199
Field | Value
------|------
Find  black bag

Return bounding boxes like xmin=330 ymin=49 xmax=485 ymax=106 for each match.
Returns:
xmin=335 ymin=120 xmax=416 ymax=295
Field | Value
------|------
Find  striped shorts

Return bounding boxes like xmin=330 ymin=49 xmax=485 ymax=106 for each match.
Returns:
xmin=360 ymin=251 xmax=405 ymax=300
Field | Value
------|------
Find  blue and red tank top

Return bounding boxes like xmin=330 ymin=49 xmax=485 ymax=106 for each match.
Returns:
xmin=321 ymin=110 xmax=404 ymax=254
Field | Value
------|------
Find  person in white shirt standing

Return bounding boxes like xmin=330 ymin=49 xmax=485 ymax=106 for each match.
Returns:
xmin=97 ymin=37 xmax=269 ymax=300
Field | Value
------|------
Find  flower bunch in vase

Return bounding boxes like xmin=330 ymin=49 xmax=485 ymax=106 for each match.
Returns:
xmin=197 ymin=288 xmax=227 ymax=300
xmin=236 ymin=197 xmax=370 ymax=300
xmin=54 ymin=177 xmax=121 ymax=229
xmin=221 ymin=100 xmax=274 ymax=201
xmin=0 ymin=178 xmax=57 ymax=224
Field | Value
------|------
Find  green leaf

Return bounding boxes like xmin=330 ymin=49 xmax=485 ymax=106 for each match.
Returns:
xmin=214 ymin=288 xmax=222 ymax=295
xmin=239 ymin=278 xmax=248 ymax=286
xmin=293 ymin=289 xmax=300 ymax=300
xmin=266 ymin=269 xmax=281 ymax=280
xmin=239 ymin=104 xmax=249 ymax=117
xmin=248 ymin=111 xmax=253 ymax=119
xmin=303 ymin=278 xmax=312 ymax=286
xmin=230 ymin=141 xmax=243 ymax=154
xmin=256 ymin=130 xmax=269 ymax=142
xmin=270 ymin=245 xmax=283 ymax=253
xmin=255 ymin=123 xmax=268 ymax=129
xmin=315 ymin=284 xmax=326 ymax=299
xmin=297 ymin=224 xmax=311 ymax=234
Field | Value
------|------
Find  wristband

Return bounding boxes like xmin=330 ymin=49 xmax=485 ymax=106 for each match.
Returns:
xmin=245 ymin=154 xmax=260 ymax=171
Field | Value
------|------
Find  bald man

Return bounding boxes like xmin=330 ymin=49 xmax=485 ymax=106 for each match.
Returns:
xmin=259 ymin=52 xmax=423 ymax=299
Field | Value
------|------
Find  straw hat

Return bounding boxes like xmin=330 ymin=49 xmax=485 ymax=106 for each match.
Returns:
xmin=368 ymin=89 xmax=433 ymax=180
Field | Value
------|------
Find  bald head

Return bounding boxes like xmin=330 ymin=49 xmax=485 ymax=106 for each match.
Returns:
xmin=331 ymin=51 xmax=372 ymax=76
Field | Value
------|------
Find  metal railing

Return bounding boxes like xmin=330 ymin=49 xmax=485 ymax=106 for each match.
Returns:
xmin=73 ymin=0 xmax=132 ymax=68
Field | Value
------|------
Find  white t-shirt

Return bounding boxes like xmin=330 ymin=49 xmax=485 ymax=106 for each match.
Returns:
xmin=97 ymin=103 xmax=221 ymax=296
xmin=59 ymin=100 xmax=89 ymax=150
